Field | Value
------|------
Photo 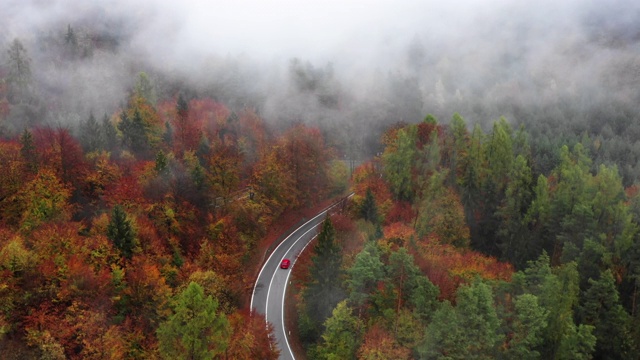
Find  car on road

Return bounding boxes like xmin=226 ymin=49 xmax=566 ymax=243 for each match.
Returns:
xmin=280 ymin=258 xmax=291 ymax=269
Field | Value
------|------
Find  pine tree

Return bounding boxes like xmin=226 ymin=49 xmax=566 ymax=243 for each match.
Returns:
xmin=81 ymin=111 xmax=104 ymax=153
xmin=580 ymin=270 xmax=635 ymax=359
xmin=505 ymin=294 xmax=548 ymax=360
xmin=346 ymin=241 xmax=384 ymax=308
xmin=360 ymin=188 xmax=379 ymax=224
xmin=106 ymin=205 xmax=137 ymax=259
xmin=302 ymin=217 xmax=345 ymax=343
xmin=19 ymin=128 xmax=37 ymax=174
xmin=6 ymin=38 xmax=32 ymax=103
xmin=419 ymin=281 xmax=502 ymax=359
xmin=102 ymin=114 xmax=118 ymax=154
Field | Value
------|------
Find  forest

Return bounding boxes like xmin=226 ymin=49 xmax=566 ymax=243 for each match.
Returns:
xmin=3 ymin=1 xmax=640 ymax=359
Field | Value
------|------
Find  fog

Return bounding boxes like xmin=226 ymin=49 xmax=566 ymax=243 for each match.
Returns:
xmin=3 ymin=0 xmax=640 ymax=155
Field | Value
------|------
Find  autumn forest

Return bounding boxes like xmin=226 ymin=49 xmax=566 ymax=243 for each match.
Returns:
xmin=4 ymin=2 xmax=640 ymax=359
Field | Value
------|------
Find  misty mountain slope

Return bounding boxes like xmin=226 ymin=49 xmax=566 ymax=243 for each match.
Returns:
xmin=3 ymin=0 xmax=640 ymax=179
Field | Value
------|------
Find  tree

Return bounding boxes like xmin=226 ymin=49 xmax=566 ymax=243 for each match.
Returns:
xmin=357 ymin=323 xmax=410 ymax=360
xmin=580 ymin=270 xmax=635 ymax=359
xmin=118 ymin=109 xmax=149 ymax=155
xmin=504 ymin=294 xmax=548 ymax=360
xmin=360 ymin=188 xmax=380 ymax=224
xmin=135 ymin=72 xmax=156 ymax=105
xmin=106 ymin=205 xmax=137 ymax=259
xmin=80 ymin=111 xmax=104 ymax=153
xmin=19 ymin=128 xmax=37 ymax=174
xmin=100 ymin=114 xmax=117 ymax=153
xmin=17 ymin=168 xmax=71 ymax=231
xmin=497 ymin=154 xmax=534 ymax=269
xmin=302 ymin=217 xmax=345 ymax=343
xmin=6 ymin=38 xmax=32 ymax=103
xmin=382 ymin=126 xmax=417 ymax=201
xmin=225 ymin=310 xmax=279 ymax=360
xmin=346 ymin=241 xmax=384 ymax=308
xmin=157 ymin=282 xmax=230 ymax=360
xmin=315 ymin=301 xmax=363 ymax=360
xmin=419 ymin=281 xmax=502 ymax=359
xmin=173 ymin=93 xmax=201 ymax=155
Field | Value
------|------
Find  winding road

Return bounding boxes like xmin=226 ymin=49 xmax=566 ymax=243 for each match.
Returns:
xmin=251 ymin=197 xmax=350 ymax=360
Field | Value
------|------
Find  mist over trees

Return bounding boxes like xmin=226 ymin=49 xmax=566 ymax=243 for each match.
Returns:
xmin=2 ymin=0 xmax=640 ymax=359
xmin=2 ymin=0 xmax=640 ymax=177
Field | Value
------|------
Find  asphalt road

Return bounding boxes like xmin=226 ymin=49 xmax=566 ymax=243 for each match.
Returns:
xmin=251 ymin=198 xmax=349 ymax=360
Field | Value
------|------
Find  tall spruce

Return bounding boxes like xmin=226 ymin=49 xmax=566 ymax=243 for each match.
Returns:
xmin=106 ymin=205 xmax=137 ymax=259
xmin=302 ymin=217 xmax=345 ymax=342
xmin=360 ymin=188 xmax=379 ymax=224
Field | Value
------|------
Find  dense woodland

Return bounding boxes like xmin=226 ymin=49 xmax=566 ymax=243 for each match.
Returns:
xmin=2 ymin=10 xmax=640 ymax=360
xmin=0 ymin=32 xmax=351 ymax=359
xmin=294 ymin=115 xmax=640 ymax=359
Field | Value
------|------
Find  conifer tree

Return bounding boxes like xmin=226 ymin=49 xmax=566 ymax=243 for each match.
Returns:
xmin=106 ymin=205 xmax=137 ymax=259
xmin=302 ymin=217 xmax=345 ymax=342
xmin=360 ymin=188 xmax=379 ymax=224
xmin=19 ymin=128 xmax=37 ymax=174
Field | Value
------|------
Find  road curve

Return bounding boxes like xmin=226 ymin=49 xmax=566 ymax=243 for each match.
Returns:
xmin=251 ymin=197 xmax=350 ymax=360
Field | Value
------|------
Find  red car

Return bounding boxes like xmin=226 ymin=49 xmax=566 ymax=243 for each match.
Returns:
xmin=280 ymin=258 xmax=291 ymax=269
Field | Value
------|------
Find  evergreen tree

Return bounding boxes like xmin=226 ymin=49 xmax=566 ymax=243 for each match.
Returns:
xmin=449 ymin=113 xmax=469 ymax=187
xmin=505 ymin=294 xmax=548 ymax=360
xmin=118 ymin=109 xmax=149 ymax=155
xmin=19 ymin=128 xmax=37 ymax=174
xmin=346 ymin=241 xmax=384 ymax=308
xmin=497 ymin=154 xmax=535 ymax=269
xmin=302 ymin=217 xmax=345 ymax=343
xmin=102 ymin=113 xmax=118 ymax=154
xmin=157 ymin=282 xmax=229 ymax=360
xmin=556 ymin=323 xmax=596 ymax=360
xmin=106 ymin=205 xmax=137 ymax=259
xmin=360 ymin=188 xmax=379 ymax=224
xmin=314 ymin=301 xmax=363 ymax=360
xmin=6 ymin=38 xmax=32 ymax=103
xmin=64 ymin=24 xmax=78 ymax=58
xmin=81 ymin=111 xmax=104 ymax=153
xmin=135 ymin=72 xmax=156 ymax=105
xmin=155 ymin=150 xmax=169 ymax=175
xmin=580 ymin=270 xmax=635 ymax=359
xmin=419 ymin=281 xmax=502 ymax=359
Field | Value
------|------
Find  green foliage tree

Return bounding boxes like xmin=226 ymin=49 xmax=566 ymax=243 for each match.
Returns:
xmin=497 ymin=154 xmax=534 ymax=268
xmin=419 ymin=281 xmax=502 ymax=359
xmin=157 ymin=282 xmax=229 ymax=360
xmin=448 ymin=113 xmax=469 ymax=187
xmin=580 ymin=270 xmax=635 ymax=359
xmin=106 ymin=204 xmax=137 ymax=259
xmin=382 ymin=126 xmax=417 ymax=201
xmin=314 ymin=300 xmax=363 ymax=360
xmin=346 ymin=241 xmax=384 ymax=308
xmin=556 ymin=323 xmax=597 ymax=360
xmin=510 ymin=253 xmax=596 ymax=359
xmin=505 ymin=294 xmax=548 ymax=360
